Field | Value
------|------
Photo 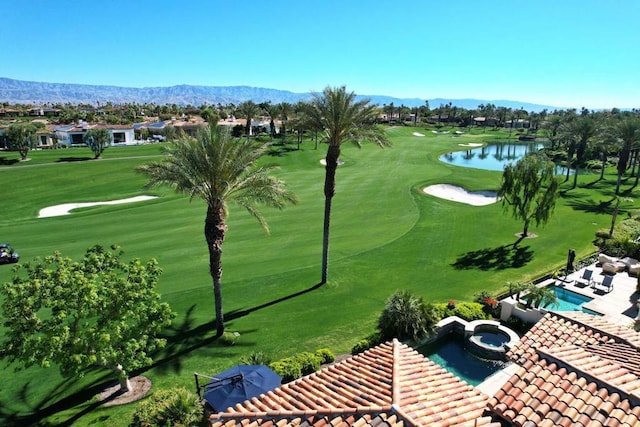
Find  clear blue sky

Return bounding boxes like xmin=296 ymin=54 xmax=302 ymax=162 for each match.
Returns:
xmin=2 ymin=0 xmax=639 ymax=109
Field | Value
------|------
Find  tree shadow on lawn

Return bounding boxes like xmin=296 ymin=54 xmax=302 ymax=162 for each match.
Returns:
xmin=56 ymin=156 xmax=92 ymax=162
xmin=0 ymin=281 xmax=324 ymax=426
xmin=563 ymin=195 xmax=629 ymax=216
xmin=452 ymin=244 xmax=533 ymax=270
xmin=0 ymin=370 xmax=117 ymax=427
xmin=0 ymin=157 xmax=19 ymax=165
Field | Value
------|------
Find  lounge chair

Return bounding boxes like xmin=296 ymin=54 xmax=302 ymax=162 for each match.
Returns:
xmin=593 ymin=275 xmax=614 ymax=293
xmin=574 ymin=269 xmax=593 ymax=287
xmin=598 ymin=253 xmax=618 ymax=265
xmin=602 ymin=262 xmax=626 ymax=274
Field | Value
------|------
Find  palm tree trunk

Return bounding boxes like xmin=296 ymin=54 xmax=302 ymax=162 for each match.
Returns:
xmin=572 ymin=164 xmax=579 ymax=188
xmin=600 ymin=155 xmax=606 ymax=180
xmin=321 ymin=144 xmax=340 ymax=284
xmin=205 ymin=206 xmax=227 ymax=337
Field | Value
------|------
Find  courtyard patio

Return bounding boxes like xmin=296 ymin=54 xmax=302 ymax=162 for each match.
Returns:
xmin=541 ymin=262 xmax=640 ymax=326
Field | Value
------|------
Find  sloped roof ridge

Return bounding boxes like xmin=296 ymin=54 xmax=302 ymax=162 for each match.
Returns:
xmin=558 ymin=312 xmax=640 ymax=347
xmin=538 ymin=345 xmax=640 ymax=406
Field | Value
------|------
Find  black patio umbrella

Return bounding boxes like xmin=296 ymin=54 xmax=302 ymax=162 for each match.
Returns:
xmin=202 ymin=365 xmax=281 ymax=412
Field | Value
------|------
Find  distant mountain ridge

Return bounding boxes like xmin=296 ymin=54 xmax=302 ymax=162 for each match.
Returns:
xmin=0 ymin=77 xmax=559 ymax=112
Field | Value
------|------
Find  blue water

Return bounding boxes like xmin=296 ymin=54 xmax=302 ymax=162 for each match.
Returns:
xmin=439 ymin=143 xmax=543 ymax=171
xmin=547 ymin=285 xmax=595 ymax=312
xmin=419 ymin=336 xmax=507 ymax=386
xmin=474 ymin=331 xmax=509 ymax=348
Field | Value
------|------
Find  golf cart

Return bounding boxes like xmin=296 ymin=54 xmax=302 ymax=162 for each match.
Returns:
xmin=0 ymin=244 xmax=19 ymax=264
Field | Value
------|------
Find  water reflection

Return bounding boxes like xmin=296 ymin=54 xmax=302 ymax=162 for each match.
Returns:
xmin=440 ymin=143 xmax=544 ymax=172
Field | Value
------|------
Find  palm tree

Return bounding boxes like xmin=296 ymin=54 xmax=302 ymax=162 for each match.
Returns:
xmin=606 ymin=117 xmax=640 ymax=194
xmin=569 ymin=115 xmax=598 ymax=189
xmin=302 ymin=86 xmax=390 ymax=284
xmin=237 ymin=101 xmax=260 ymax=137
xmin=137 ymin=125 xmax=297 ymax=336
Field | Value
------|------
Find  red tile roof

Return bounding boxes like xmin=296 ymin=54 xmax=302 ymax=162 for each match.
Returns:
xmin=210 ymin=339 xmax=500 ymax=427
xmin=489 ymin=312 xmax=640 ymax=426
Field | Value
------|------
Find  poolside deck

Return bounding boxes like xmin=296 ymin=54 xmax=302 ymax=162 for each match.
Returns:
xmin=545 ymin=262 xmax=639 ymax=326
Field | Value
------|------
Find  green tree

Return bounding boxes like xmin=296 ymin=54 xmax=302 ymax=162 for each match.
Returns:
xmin=0 ymin=245 xmax=174 ymax=392
xmin=498 ymin=154 xmax=559 ymax=241
xmin=605 ymin=117 xmax=640 ymax=194
xmin=137 ymin=125 xmax=297 ymax=336
xmin=237 ymin=101 xmax=260 ymax=136
xmin=83 ymin=127 xmax=111 ymax=158
xmin=522 ymin=283 xmax=558 ymax=309
xmin=377 ymin=290 xmax=437 ymax=341
xmin=6 ymin=122 xmax=39 ymax=160
xmin=567 ymin=115 xmax=598 ymax=189
xmin=302 ymin=86 xmax=390 ymax=284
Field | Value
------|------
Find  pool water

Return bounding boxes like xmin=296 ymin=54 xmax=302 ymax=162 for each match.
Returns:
xmin=548 ymin=285 xmax=595 ymax=313
xmin=419 ymin=336 xmax=508 ymax=386
xmin=474 ymin=331 xmax=510 ymax=348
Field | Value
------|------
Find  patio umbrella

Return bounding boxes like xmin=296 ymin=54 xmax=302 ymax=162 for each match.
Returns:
xmin=567 ymin=248 xmax=576 ymax=274
xmin=203 ymin=365 xmax=281 ymax=412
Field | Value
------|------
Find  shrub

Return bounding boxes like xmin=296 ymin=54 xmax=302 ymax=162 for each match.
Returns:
xmin=130 ymin=387 xmax=204 ymax=427
xmin=269 ymin=358 xmax=302 ymax=383
xmin=351 ymin=332 xmax=382 ymax=355
xmin=433 ymin=302 xmax=489 ymax=321
xmin=377 ymin=290 xmax=434 ymax=341
xmin=295 ymin=352 xmax=322 ymax=375
xmin=239 ymin=351 xmax=271 ymax=366
xmin=315 ymin=348 xmax=335 ymax=364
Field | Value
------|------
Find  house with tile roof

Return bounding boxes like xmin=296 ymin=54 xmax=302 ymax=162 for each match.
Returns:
xmin=209 ymin=312 xmax=640 ymax=426
xmin=210 ymin=339 xmax=499 ymax=427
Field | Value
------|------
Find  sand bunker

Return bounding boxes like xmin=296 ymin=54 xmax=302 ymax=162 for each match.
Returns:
xmin=422 ymin=184 xmax=498 ymax=206
xmin=412 ymin=132 xmax=425 ymax=137
xmin=38 ymin=196 xmax=157 ymax=218
xmin=457 ymin=143 xmax=483 ymax=147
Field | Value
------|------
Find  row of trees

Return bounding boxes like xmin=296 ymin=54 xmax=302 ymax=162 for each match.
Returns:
xmin=138 ymin=86 xmax=390 ymax=337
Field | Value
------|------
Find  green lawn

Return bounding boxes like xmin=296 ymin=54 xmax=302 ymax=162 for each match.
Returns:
xmin=0 ymin=127 xmax=632 ymax=426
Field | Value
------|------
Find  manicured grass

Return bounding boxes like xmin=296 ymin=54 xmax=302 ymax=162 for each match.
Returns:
xmin=0 ymin=127 xmax=634 ymax=425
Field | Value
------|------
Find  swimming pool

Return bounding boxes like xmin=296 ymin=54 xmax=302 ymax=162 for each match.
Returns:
xmin=419 ymin=335 xmax=508 ymax=386
xmin=548 ymin=285 xmax=598 ymax=314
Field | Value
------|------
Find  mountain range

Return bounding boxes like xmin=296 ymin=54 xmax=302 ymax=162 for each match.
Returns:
xmin=0 ymin=77 xmax=559 ymax=112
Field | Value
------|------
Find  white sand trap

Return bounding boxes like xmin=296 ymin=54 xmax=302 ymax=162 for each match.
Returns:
xmin=422 ymin=184 xmax=498 ymax=206
xmin=412 ymin=132 xmax=425 ymax=137
xmin=457 ymin=143 xmax=483 ymax=147
xmin=38 ymin=196 xmax=157 ymax=218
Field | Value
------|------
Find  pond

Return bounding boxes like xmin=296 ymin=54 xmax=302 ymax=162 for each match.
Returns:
xmin=439 ymin=142 xmax=545 ymax=172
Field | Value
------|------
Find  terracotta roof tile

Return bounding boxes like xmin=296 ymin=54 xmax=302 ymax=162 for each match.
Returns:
xmin=494 ymin=313 xmax=640 ymax=426
xmin=210 ymin=340 xmax=500 ymax=427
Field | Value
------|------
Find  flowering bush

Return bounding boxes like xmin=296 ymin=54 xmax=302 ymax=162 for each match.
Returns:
xmin=483 ymin=297 xmax=498 ymax=308
xmin=447 ymin=300 xmax=456 ymax=309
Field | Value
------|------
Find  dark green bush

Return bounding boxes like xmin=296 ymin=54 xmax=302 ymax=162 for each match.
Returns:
xmin=295 ymin=352 xmax=322 ymax=375
xmin=351 ymin=332 xmax=382 ymax=355
xmin=130 ymin=387 xmax=204 ymax=427
xmin=315 ymin=348 xmax=335 ymax=364
xmin=377 ymin=290 xmax=437 ymax=341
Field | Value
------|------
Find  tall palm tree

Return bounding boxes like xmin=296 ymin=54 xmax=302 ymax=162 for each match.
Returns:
xmin=137 ymin=125 xmax=297 ymax=336
xmin=569 ymin=115 xmax=598 ymax=189
xmin=237 ymin=101 xmax=260 ymax=136
xmin=302 ymin=86 xmax=390 ymax=284
xmin=602 ymin=117 xmax=640 ymax=194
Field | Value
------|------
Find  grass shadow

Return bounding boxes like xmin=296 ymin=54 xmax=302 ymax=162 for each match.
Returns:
xmin=563 ymin=195 xmax=616 ymax=215
xmin=0 ymin=157 xmax=19 ymax=165
xmin=56 ymin=157 xmax=92 ymax=163
xmin=452 ymin=244 xmax=533 ymax=270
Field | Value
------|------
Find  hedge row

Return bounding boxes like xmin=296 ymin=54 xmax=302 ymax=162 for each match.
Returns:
xmin=269 ymin=348 xmax=335 ymax=383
